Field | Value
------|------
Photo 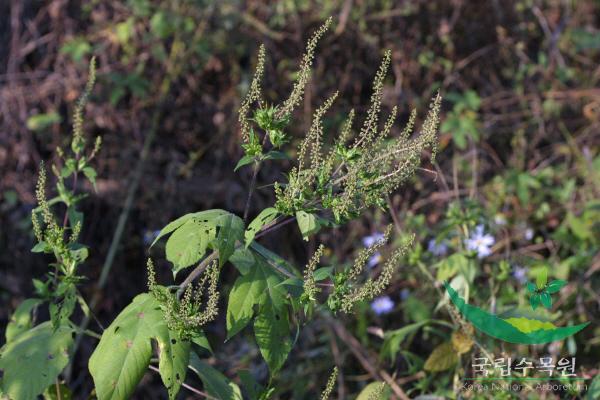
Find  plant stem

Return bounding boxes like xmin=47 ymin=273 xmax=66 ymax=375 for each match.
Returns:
xmin=55 ymin=379 xmax=62 ymax=400
xmin=62 ymin=164 xmax=79 ymax=228
xmin=255 ymin=216 xmax=295 ymax=239
xmin=243 ymin=160 xmax=260 ymax=222
xmin=177 ymin=216 xmax=297 ymax=297
xmin=176 ymin=250 xmax=219 ymax=298
xmin=148 ymin=365 xmax=215 ymax=399
xmin=326 ymin=315 xmax=410 ymax=400
xmin=97 ymin=109 xmax=161 ymax=289
xmin=243 ymin=130 xmax=272 ymax=223
xmin=71 ymin=327 xmax=102 ymax=340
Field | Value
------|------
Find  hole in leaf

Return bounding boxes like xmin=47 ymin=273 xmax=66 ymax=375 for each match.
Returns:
xmin=171 ymin=339 xmax=177 ymax=345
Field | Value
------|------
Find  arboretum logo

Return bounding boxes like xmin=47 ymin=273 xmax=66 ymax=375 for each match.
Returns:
xmin=443 ymin=268 xmax=589 ymax=345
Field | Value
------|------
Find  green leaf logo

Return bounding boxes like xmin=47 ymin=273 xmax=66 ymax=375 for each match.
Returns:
xmin=443 ymin=282 xmax=589 ymax=345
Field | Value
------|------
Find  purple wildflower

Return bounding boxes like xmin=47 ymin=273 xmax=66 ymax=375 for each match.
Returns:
xmin=370 ymin=296 xmax=395 ymax=315
xmin=362 ymin=232 xmax=385 ymax=248
xmin=512 ymin=265 xmax=529 ymax=284
xmin=367 ymin=252 xmax=383 ymax=268
xmin=427 ymin=239 xmax=448 ymax=256
xmin=465 ymin=225 xmax=495 ymax=259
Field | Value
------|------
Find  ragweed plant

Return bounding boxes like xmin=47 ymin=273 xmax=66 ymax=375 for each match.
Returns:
xmin=301 ymin=244 xmax=325 ymax=305
xmin=319 ymin=367 xmax=339 ymax=400
xmin=0 ymin=58 xmax=101 ymax=400
xmin=29 ymin=57 xmax=100 ymax=328
xmin=238 ymin=18 xmax=441 ymax=239
xmin=269 ymin=50 xmax=441 ymax=225
xmin=147 ymin=258 xmax=221 ymax=339
xmin=1 ymin=18 xmax=442 ymax=400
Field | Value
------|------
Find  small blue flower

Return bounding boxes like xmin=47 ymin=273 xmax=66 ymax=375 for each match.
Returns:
xmin=465 ymin=225 xmax=495 ymax=259
xmin=427 ymin=239 xmax=448 ymax=256
xmin=524 ymin=228 xmax=534 ymax=241
xmin=367 ymin=251 xmax=383 ymax=268
xmin=512 ymin=265 xmax=528 ymax=285
xmin=362 ymin=232 xmax=385 ymax=248
xmin=370 ymin=295 xmax=395 ymax=315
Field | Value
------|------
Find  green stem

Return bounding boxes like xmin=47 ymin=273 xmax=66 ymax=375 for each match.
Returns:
xmin=243 ymin=160 xmax=261 ymax=222
xmin=243 ymin=132 xmax=270 ymax=223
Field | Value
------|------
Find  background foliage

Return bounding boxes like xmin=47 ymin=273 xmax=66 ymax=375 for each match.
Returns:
xmin=0 ymin=0 xmax=599 ymax=399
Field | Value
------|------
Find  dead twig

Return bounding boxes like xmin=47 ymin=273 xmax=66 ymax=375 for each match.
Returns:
xmin=327 ymin=316 xmax=410 ymax=400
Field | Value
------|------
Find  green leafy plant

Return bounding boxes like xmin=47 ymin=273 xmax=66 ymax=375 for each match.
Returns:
xmin=526 ymin=267 xmax=567 ymax=310
xmin=0 ymin=59 xmax=101 ymax=400
xmin=440 ymin=90 xmax=480 ymax=149
xmin=1 ymin=18 xmax=442 ymax=400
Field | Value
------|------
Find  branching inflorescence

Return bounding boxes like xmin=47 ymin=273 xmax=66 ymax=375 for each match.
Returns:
xmin=321 ymin=227 xmax=415 ymax=314
xmin=30 ymin=58 xmax=101 ymax=327
xmin=237 ymin=18 xmax=440 ymax=316
xmin=7 ymin=15 xmax=446 ymax=400
xmin=301 ymin=244 xmax=325 ymax=304
xmin=339 ymin=235 xmax=414 ymax=313
xmin=238 ymin=19 xmax=441 ymax=225
xmin=274 ymin=53 xmax=441 ymax=223
xmin=147 ymin=258 xmax=221 ymax=340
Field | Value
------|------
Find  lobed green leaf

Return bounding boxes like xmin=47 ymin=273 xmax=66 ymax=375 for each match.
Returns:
xmin=0 ymin=322 xmax=73 ymax=400
xmin=89 ymin=293 xmax=191 ymax=400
